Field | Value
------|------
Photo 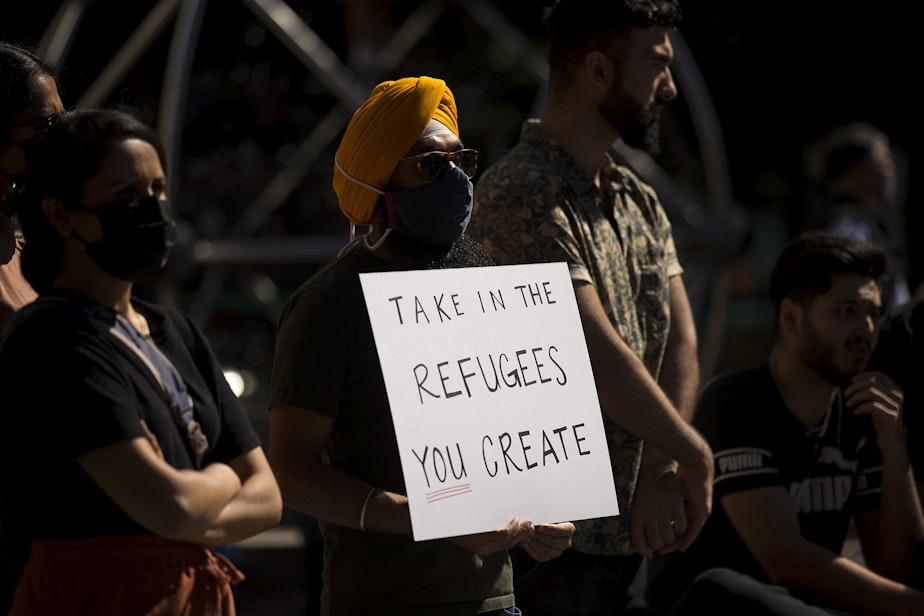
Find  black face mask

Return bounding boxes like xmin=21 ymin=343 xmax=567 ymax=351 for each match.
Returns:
xmin=69 ymin=195 xmax=177 ymax=281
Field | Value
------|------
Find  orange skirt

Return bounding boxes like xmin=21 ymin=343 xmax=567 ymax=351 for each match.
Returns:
xmin=9 ymin=535 xmax=244 ymax=616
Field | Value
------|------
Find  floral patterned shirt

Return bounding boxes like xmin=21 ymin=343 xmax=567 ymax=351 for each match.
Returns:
xmin=468 ymin=119 xmax=682 ymax=555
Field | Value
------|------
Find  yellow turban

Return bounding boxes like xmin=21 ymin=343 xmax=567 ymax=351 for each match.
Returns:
xmin=333 ymin=76 xmax=459 ymax=225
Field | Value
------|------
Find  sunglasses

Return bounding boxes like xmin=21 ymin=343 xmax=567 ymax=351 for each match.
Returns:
xmin=400 ymin=149 xmax=478 ymax=183
xmin=10 ymin=114 xmax=58 ymax=131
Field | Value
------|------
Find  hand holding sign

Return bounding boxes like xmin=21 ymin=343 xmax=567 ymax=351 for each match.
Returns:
xmin=520 ymin=521 xmax=577 ymax=561
xmin=360 ymin=262 xmax=619 ymax=541
xmin=448 ymin=516 xmax=533 ymax=556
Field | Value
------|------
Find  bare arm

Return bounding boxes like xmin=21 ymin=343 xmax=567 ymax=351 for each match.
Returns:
xmin=268 ymin=405 xmax=412 ymax=533
xmin=268 ymin=405 xmax=544 ymax=555
xmin=638 ymin=276 xmax=701 ymax=479
xmin=574 ymin=281 xmax=709 ymax=468
xmin=848 ymin=371 xmax=924 ymax=579
xmin=575 ymin=280 xmax=712 ymax=555
xmin=724 ymin=486 xmax=924 ymax=615
xmin=199 ymin=446 xmax=283 ymax=546
xmin=657 ymin=275 xmax=700 ymax=424
xmin=632 ymin=276 xmax=704 ymax=555
xmin=78 ymin=436 xmax=243 ymax=543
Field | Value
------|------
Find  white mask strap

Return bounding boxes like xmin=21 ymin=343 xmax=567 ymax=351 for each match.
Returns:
xmin=364 ymin=227 xmax=392 ymax=251
xmin=334 ymin=157 xmax=384 ymax=195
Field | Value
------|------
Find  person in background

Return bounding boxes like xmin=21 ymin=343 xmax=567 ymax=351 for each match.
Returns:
xmin=0 ymin=40 xmax=66 ymax=613
xmin=0 ymin=41 xmax=64 ymax=331
xmin=648 ymin=232 xmax=924 ymax=615
xmin=0 ymin=107 xmax=282 ymax=615
xmin=268 ymin=75 xmax=575 ymax=616
xmin=867 ymin=295 xmax=924 ymax=587
xmin=467 ymin=0 xmax=713 ymax=612
xmin=869 ymin=296 xmax=924 ymax=504
xmin=807 ymin=122 xmax=912 ymax=311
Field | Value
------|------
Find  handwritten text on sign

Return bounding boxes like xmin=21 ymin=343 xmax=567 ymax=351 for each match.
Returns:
xmin=360 ymin=262 xmax=619 ymax=541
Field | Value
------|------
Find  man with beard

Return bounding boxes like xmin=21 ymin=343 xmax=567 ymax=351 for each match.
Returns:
xmin=647 ymin=232 xmax=924 ymax=615
xmin=467 ymin=0 xmax=713 ymax=612
xmin=267 ymin=76 xmax=574 ymax=616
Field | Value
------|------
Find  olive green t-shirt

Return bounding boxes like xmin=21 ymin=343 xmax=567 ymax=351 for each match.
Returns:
xmin=270 ymin=246 xmax=514 ymax=615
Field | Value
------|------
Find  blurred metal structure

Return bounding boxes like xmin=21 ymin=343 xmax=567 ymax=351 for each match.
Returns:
xmin=32 ymin=0 xmax=746 ymax=378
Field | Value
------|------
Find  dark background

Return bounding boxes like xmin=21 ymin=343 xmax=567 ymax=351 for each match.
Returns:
xmin=4 ymin=1 xmax=919 ymax=371
xmin=6 ymin=0 xmax=918 ymax=341
xmin=2 ymin=2 xmax=917 ymax=613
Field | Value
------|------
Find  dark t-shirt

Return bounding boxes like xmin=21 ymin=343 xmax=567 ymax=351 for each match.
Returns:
xmin=271 ymin=247 xmax=403 ymax=488
xmin=270 ymin=245 xmax=514 ymax=616
xmin=649 ymin=364 xmax=883 ymax=610
xmin=0 ymin=290 xmax=261 ymax=540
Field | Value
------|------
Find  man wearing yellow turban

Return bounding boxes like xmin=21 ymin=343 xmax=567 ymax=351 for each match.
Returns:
xmin=268 ymin=76 xmax=575 ymax=615
xmin=333 ymin=76 xmax=458 ymax=225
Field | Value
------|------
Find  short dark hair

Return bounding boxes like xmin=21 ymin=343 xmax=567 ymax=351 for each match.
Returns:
xmin=543 ymin=0 xmax=681 ymax=87
xmin=18 ymin=107 xmax=167 ymax=292
xmin=768 ymin=231 xmax=886 ymax=307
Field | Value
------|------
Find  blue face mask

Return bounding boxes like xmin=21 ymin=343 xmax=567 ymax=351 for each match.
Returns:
xmin=384 ymin=166 xmax=473 ymax=245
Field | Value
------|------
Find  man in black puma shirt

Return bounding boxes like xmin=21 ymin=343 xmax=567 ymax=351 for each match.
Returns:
xmin=649 ymin=232 xmax=924 ymax=615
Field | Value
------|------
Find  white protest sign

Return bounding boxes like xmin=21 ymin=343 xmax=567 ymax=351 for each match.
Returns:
xmin=359 ymin=261 xmax=619 ymax=541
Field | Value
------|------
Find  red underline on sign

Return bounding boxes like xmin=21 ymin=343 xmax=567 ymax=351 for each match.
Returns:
xmin=425 ymin=484 xmax=472 ymax=503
